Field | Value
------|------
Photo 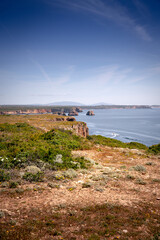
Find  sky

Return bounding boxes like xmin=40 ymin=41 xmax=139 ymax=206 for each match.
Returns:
xmin=0 ymin=0 xmax=160 ymax=105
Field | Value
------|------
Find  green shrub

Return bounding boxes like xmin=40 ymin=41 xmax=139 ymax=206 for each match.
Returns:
xmin=0 ymin=123 xmax=91 ymax=170
xmin=0 ymin=169 xmax=10 ymax=181
xmin=132 ymin=165 xmax=146 ymax=172
xmin=152 ymin=179 xmax=160 ymax=183
xmin=135 ymin=178 xmax=146 ymax=185
xmin=9 ymin=181 xmax=18 ymax=188
xmin=145 ymin=162 xmax=154 ymax=166
xmin=23 ymin=172 xmax=44 ymax=182
xmin=126 ymin=174 xmax=135 ymax=180
xmin=127 ymin=142 xmax=147 ymax=150
xmin=87 ymin=135 xmax=147 ymax=150
xmin=148 ymin=144 xmax=160 ymax=155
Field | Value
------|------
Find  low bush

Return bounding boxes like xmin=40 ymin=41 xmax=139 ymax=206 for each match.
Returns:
xmin=0 ymin=169 xmax=10 ymax=182
xmin=87 ymin=135 xmax=147 ymax=150
xmin=0 ymin=123 xmax=91 ymax=170
xmin=132 ymin=165 xmax=146 ymax=173
xmin=23 ymin=172 xmax=44 ymax=182
xmin=9 ymin=181 xmax=19 ymax=188
xmin=148 ymin=144 xmax=160 ymax=155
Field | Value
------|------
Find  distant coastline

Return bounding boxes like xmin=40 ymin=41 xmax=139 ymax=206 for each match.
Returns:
xmin=0 ymin=104 xmax=159 ymax=114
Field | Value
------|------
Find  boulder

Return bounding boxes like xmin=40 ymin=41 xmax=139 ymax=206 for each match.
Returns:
xmin=86 ymin=110 xmax=95 ymax=116
xmin=75 ymin=107 xmax=83 ymax=112
xmin=68 ymin=110 xmax=78 ymax=116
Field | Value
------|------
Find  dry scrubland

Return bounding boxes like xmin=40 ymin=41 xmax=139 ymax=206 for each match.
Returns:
xmin=0 ymin=115 xmax=160 ymax=240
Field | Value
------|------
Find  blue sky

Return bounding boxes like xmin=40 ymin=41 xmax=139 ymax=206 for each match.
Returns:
xmin=0 ymin=0 xmax=160 ymax=105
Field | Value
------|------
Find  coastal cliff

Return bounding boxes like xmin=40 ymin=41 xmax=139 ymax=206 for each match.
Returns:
xmin=60 ymin=122 xmax=89 ymax=137
xmin=0 ymin=108 xmax=52 ymax=115
xmin=0 ymin=114 xmax=88 ymax=138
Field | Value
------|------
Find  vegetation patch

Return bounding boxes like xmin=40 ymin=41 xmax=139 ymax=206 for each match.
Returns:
xmin=0 ymin=123 xmax=91 ymax=173
xmin=0 ymin=203 xmax=159 ymax=240
xmin=131 ymin=165 xmax=146 ymax=173
xmin=0 ymin=169 xmax=10 ymax=182
xmin=23 ymin=172 xmax=44 ymax=182
xmin=148 ymin=144 xmax=160 ymax=155
xmin=87 ymin=135 xmax=148 ymax=150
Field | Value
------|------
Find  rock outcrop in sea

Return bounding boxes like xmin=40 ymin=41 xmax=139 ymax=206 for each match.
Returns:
xmin=68 ymin=110 xmax=78 ymax=116
xmin=86 ymin=110 xmax=95 ymax=116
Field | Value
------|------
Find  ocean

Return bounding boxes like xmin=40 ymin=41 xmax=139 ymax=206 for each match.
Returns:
xmin=75 ymin=108 xmax=160 ymax=146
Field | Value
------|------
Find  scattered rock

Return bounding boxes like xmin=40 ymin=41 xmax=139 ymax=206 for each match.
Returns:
xmin=106 ymin=156 xmax=113 ymax=159
xmin=102 ymin=167 xmax=115 ymax=174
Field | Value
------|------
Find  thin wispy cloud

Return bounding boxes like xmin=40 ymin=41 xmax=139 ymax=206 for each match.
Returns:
xmin=27 ymin=51 xmax=74 ymax=85
xmin=128 ymin=76 xmax=145 ymax=84
xmin=27 ymin=51 xmax=52 ymax=83
xmin=73 ymin=65 xmax=144 ymax=87
xmin=31 ymin=59 xmax=52 ymax=83
xmin=47 ymin=0 xmax=151 ymax=41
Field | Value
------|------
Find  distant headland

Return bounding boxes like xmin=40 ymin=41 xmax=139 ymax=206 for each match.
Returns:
xmin=0 ymin=104 xmax=159 ymax=116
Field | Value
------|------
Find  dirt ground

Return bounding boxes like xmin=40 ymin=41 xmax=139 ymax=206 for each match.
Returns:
xmin=0 ymin=146 xmax=160 ymax=240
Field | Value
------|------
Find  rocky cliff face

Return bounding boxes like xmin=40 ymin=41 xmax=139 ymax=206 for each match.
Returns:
xmin=0 ymin=109 xmax=52 ymax=115
xmin=72 ymin=122 xmax=89 ymax=137
xmin=0 ymin=111 xmax=88 ymax=138
xmin=57 ymin=122 xmax=89 ymax=138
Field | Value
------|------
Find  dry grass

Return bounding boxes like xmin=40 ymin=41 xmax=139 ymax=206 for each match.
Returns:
xmin=0 ymin=114 xmax=81 ymax=129
xmin=0 ymin=146 xmax=160 ymax=239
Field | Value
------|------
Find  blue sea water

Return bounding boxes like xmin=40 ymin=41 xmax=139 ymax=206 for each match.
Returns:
xmin=75 ymin=108 xmax=160 ymax=146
